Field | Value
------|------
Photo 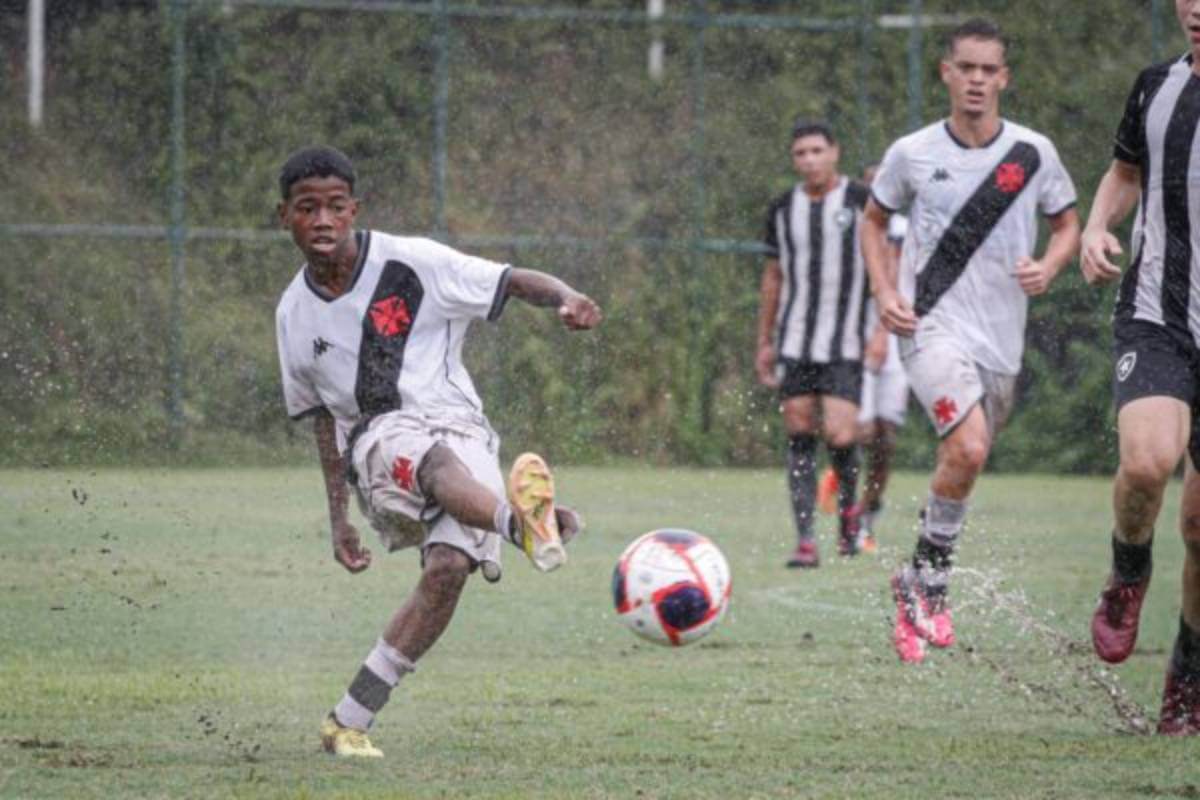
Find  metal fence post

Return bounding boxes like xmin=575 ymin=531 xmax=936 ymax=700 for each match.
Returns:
xmin=1151 ymin=0 xmax=1163 ymax=63
xmin=433 ymin=0 xmax=449 ymax=237
xmin=856 ymin=0 xmax=872 ymax=168
xmin=906 ymin=0 xmax=923 ymax=132
xmin=167 ymin=0 xmax=188 ymax=449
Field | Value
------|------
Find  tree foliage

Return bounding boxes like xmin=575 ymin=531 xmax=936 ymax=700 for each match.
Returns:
xmin=0 ymin=0 xmax=1181 ymax=470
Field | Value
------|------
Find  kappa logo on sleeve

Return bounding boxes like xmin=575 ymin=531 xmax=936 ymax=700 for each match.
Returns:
xmin=1116 ymin=352 xmax=1137 ymax=383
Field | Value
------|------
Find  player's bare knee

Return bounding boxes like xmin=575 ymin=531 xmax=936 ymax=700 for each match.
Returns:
xmin=946 ymin=434 xmax=988 ymax=474
xmin=1120 ymin=452 xmax=1176 ymax=495
xmin=418 ymin=444 xmax=467 ymax=500
xmin=827 ymin=430 xmax=857 ymax=450
xmin=420 ymin=544 xmax=472 ymax=601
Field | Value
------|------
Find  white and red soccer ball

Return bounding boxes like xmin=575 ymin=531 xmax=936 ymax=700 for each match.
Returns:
xmin=612 ymin=529 xmax=732 ymax=646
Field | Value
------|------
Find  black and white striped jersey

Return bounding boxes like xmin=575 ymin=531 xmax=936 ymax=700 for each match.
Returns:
xmin=763 ymin=176 xmax=870 ymax=363
xmin=1113 ymin=55 xmax=1200 ymax=345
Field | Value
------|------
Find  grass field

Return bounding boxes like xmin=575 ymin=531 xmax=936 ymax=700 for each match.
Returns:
xmin=1 ymin=465 xmax=1197 ymax=799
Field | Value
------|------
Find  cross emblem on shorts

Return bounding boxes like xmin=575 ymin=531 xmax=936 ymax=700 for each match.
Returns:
xmin=933 ymin=396 xmax=959 ymax=426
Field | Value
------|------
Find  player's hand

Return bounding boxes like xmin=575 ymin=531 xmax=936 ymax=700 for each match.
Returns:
xmin=864 ymin=327 xmax=888 ymax=373
xmin=332 ymin=521 xmax=372 ymax=574
xmin=1015 ymin=256 xmax=1053 ymax=296
xmin=755 ymin=342 xmax=780 ymax=388
xmin=878 ymin=290 xmax=918 ymax=337
xmin=1079 ymin=227 xmax=1124 ymax=286
xmin=558 ymin=292 xmax=602 ymax=330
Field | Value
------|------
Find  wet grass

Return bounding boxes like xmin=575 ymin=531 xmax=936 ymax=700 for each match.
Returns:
xmin=0 ymin=466 xmax=1196 ymax=799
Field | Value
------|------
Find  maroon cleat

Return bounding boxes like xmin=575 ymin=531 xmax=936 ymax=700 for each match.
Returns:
xmin=837 ymin=505 xmax=861 ymax=557
xmin=1157 ymin=666 xmax=1200 ymax=736
xmin=786 ymin=539 xmax=820 ymax=569
xmin=1091 ymin=573 xmax=1150 ymax=664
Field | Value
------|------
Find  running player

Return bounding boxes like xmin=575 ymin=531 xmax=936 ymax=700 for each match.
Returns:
xmin=274 ymin=146 xmax=602 ymax=757
xmin=1082 ymin=0 xmax=1200 ymax=736
xmin=861 ymin=19 xmax=1080 ymax=664
xmin=856 ymin=163 xmax=911 ymax=554
xmin=757 ymin=120 xmax=870 ymax=568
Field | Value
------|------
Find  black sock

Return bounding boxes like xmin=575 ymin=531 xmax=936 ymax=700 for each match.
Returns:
xmin=829 ymin=445 xmax=859 ymax=515
xmin=1171 ymin=616 xmax=1200 ymax=676
xmin=913 ymin=536 xmax=953 ymax=596
xmin=1112 ymin=534 xmax=1152 ymax=584
xmin=787 ymin=434 xmax=818 ymax=541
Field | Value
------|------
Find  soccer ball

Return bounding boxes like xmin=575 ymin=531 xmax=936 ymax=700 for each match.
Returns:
xmin=611 ymin=529 xmax=732 ymax=647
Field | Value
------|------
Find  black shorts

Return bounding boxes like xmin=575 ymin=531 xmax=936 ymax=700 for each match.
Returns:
xmin=778 ymin=359 xmax=863 ymax=403
xmin=1113 ymin=319 xmax=1200 ymax=467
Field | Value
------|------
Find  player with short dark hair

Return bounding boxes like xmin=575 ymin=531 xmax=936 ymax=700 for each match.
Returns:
xmin=861 ymin=19 xmax=1080 ymax=663
xmin=274 ymin=145 xmax=602 ymax=757
xmin=757 ymin=119 xmax=870 ymax=568
xmin=1081 ymin=0 xmax=1200 ymax=736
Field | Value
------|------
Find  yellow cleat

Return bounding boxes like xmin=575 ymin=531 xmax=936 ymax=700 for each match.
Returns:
xmin=320 ymin=714 xmax=383 ymax=758
xmin=508 ymin=452 xmax=565 ymax=572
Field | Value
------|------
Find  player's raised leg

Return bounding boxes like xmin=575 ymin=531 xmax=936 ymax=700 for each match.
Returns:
xmin=821 ymin=394 xmax=862 ymax=556
xmin=783 ymin=395 xmax=822 ymax=568
xmin=1159 ymin=457 xmax=1200 ymax=734
xmin=1092 ymin=396 xmax=1188 ymax=664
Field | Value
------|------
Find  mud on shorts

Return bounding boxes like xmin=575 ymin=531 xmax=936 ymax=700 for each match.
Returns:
xmin=1112 ymin=318 xmax=1200 ymax=468
xmin=858 ymin=363 xmax=909 ymax=426
xmin=348 ymin=410 xmax=503 ymax=574
xmin=777 ymin=358 xmax=863 ymax=404
xmin=899 ymin=319 xmax=1016 ymax=439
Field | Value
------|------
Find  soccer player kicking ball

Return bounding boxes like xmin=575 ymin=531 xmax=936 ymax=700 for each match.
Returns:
xmin=756 ymin=120 xmax=871 ymax=568
xmin=273 ymin=146 xmax=602 ymax=757
xmin=1082 ymin=0 xmax=1200 ymax=736
xmin=861 ymin=19 xmax=1080 ymax=664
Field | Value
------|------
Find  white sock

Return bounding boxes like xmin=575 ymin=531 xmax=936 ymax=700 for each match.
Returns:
xmin=332 ymin=639 xmax=416 ymax=731
xmin=493 ymin=502 xmax=516 ymax=545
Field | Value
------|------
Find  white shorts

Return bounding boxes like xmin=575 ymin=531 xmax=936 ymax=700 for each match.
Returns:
xmin=899 ymin=319 xmax=1017 ymax=438
xmin=858 ymin=365 xmax=909 ymax=426
xmin=349 ymin=410 xmax=503 ymax=569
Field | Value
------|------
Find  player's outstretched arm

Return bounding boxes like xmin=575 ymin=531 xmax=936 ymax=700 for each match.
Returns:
xmin=1080 ymin=159 xmax=1142 ymax=286
xmin=861 ymin=198 xmax=917 ymax=337
xmin=1016 ymin=207 xmax=1081 ymax=297
xmin=506 ymin=268 xmax=603 ymax=330
xmin=755 ymin=259 xmax=782 ymax=388
xmin=314 ymin=409 xmax=371 ymax=574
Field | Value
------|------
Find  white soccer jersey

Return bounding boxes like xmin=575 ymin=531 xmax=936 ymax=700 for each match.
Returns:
xmin=1113 ymin=55 xmax=1200 ymax=345
xmin=763 ymin=176 xmax=870 ymax=363
xmin=872 ymin=120 xmax=1077 ymax=375
xmin=275 ymin=231 xmax=510 ymax=453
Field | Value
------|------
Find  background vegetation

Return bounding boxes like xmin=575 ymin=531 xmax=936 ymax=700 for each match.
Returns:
xmin=0 ymin=0 xmax=1182 ymax=471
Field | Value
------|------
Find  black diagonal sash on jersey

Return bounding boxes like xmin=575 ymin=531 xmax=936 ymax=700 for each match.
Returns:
xmin=914 ymin=141 xmax=1042 ymax=316
xmin=355 ymin=260 xmax=425 ymax=416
